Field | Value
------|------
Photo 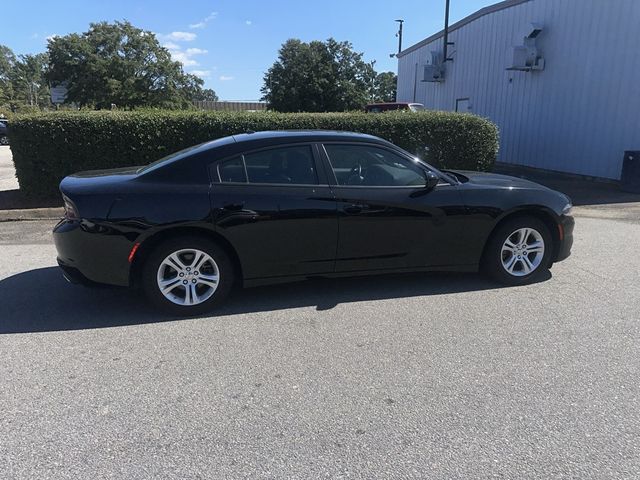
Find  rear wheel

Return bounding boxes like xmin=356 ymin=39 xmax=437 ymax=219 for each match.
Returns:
xmin=142 ymin=236 xmax=235 ymax=315
xmin=483 ymin=216 xmax=553 ymax=285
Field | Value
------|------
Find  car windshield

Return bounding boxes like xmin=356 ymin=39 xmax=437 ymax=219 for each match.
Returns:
xmin=409 ymin=104 xmax=425 ymax=112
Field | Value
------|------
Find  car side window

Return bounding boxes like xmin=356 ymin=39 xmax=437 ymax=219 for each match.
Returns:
xmin=324 ymin=144 xmax=426 ymax=187
xmin=218 ymin=156 xmax=246 ymax=183
xmin=244 ymin=145 xmax=318 ymax=185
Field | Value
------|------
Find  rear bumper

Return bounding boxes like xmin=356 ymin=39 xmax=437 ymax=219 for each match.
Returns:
xmin=57 ymin=259 xmax=96 ymax=285
xmin=53 ymin=218 xmax=133 ymax=287
xmin=555 ymin=214 xmax=574 ymax=262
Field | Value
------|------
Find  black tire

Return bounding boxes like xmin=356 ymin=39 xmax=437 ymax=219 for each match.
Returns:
xmin=141 ymin=236 xmax=235 ymax=315
xmin=483 ymin=216 xmax=553 ymax=286
xmin=0 ymin=136 xmax=8 ymax=145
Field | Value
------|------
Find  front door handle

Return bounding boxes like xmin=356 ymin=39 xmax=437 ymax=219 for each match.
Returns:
xmin=343 ymin=203 xmax=368 ymax=214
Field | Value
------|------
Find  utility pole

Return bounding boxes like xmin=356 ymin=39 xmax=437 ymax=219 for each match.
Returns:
xmin=370 ymin=59 xmax=377 ymax=101
xmin=395 ymin=19 xmax=404 ymax=55
xmin=443 ymin=0 xmax=454 ymax=62
xmin=390 ymin=19 xmax=404 ymax=57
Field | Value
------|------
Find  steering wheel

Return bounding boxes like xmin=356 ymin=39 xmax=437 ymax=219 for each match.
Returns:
xmin=347 ymin=164 xmax=364 ymax=185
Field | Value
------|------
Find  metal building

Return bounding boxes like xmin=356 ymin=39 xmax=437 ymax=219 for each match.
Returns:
xmin=396 ymin=0 xmax=640 ymax=180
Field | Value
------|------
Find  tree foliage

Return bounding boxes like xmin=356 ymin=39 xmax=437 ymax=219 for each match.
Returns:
xmin=262 ymin=38 xmax=377 ymax=112
xmin=12 ymin=53 xmax=50 ymax=107
xmin=0 ymin=45 xmax=16 ymax=107
xmin=1 ymin=46 xmax=50 ymax=110
xmin=193 ymin=88 xmax=219 ymax=102
xmin=46 ymin=21 xmax=214 ymax=109
xmin=371 ymin=71 xmax=397 ymax=102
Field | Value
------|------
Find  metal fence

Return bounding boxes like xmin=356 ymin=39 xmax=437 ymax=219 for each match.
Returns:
xmin=194 ymin=101 xmax=267 ymax=112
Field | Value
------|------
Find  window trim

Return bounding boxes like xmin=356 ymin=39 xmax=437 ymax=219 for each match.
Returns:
xmin=320 ymin=142 xmax=453 ymax=189
xmin=210 ymin=142 xmax=325 ymax=187
xmin=215 ymin=156 xmax=247 ymax=183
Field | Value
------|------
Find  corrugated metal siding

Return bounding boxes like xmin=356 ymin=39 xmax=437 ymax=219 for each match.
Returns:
xmin=397 ymin=0 xmax=640 ymax=180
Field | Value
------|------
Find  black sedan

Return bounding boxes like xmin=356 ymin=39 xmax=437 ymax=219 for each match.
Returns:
xmin=0 ymin=119 xmax=8 ymax=145
xmin=54 ymin=131 xmax=574 ymax=314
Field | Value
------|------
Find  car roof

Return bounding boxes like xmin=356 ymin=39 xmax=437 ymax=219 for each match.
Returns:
xmin=139 ymin=130 xmax=393 ymax=177
xmin=231 ymin=130 xmax=383 ymax=144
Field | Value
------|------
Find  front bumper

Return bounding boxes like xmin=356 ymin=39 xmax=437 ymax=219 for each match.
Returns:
xmin=555 ymin=214 xmax=574 ymax=262
xmin=53 ymin=218 xmax=133 ymax=287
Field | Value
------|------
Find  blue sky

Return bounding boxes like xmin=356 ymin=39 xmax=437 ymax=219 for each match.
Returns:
xmin=3 ymin=0 xmax=495 ymax=100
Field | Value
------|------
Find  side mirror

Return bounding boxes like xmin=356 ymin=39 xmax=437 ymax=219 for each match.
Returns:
xmin=425 ymin=171 xmax=440 ymax=190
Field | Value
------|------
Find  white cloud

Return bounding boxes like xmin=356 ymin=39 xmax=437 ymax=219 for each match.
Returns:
xmin=171 ymin=52 xmax=198 ymax=66
xmin=245 ymin=20 xmax=252 ymax=25
xmin=165 ymin=43 xmax=208 ymax=67
xmin=219 ymin=75 xmax=234 ymax=81
xmin=190 ymin=12 xmax=218 ymax=29
xmin=190 ymin=70 xmax=211 ymax=78
xmin=46 ymin=34 xmax=59 ymax=41
xmin=185 ymin=47 xmax=208 ymax=55
xmin=164 ymin=31 xmax=196 ymax=42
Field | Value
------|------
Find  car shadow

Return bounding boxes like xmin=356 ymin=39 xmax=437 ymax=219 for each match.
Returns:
xmin=0 ymin=266 xmax=551 ymax=334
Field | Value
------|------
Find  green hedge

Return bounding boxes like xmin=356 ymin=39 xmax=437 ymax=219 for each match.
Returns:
xmin=9 ymin=110 xmax=499 ymax=196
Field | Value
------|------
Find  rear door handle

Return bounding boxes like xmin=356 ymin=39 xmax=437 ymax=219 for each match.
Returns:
xmin=222 ymin=202 xmax=244 ymax=211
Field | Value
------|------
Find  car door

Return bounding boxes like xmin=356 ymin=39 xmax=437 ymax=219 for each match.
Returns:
xmin=210 ymin=143 xmax=338 ymax=280
xmin=321 ymin=142 xmax=468 ymax=273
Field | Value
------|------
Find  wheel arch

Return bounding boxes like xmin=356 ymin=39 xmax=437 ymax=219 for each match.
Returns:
xmin=480 ymin=207 xmax=562 ymax=266
xmin=129 ymin=226 xmax=244 ymax=288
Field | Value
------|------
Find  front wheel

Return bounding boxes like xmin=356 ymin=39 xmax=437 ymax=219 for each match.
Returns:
xmin=142 ymin=236 xmax=235 ymax=315
xmin=0 ymin=136 xmax=8 ymax=145
xmin=483 ymin=216 xmax=553 ymax=285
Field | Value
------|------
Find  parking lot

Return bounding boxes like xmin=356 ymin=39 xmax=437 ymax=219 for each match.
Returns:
xmin=1 ymin=201 xmax=639 ymax=478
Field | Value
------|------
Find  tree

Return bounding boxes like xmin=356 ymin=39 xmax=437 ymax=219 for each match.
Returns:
xmin=0 ymin=45 xmax=17 ymax=107
xmin=47 ymin=21 xmax=213 ymax=109
xmin=261 ymin=38 xmax=373 ymax=112
xmin=193 ymin=88 xmax=219 ymax=102
xmin=371 ymin=71 xmax=397 ymax=102
xmin=0 ymin=46 xmax=50 ymax=110
xmin=11 ymin=53 xmax=50 ymax=107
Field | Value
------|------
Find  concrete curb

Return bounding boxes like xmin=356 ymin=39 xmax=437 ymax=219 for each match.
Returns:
xmin=0 ymin=207 xmax=64 ymax=222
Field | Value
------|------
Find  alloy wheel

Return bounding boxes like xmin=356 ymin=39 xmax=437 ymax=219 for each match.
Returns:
xmin=156 ymin=248 xmax=220 ymax=306
xmin=500 ymin=227 xmax=545 ymax=277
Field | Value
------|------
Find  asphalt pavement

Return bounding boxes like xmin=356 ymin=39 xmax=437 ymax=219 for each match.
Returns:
xmin=0 ymin=209 xmax=639 ymax=479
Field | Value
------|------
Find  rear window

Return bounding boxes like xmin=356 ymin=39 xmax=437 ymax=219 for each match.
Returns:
xmin=218 ymin=157 xmax=246 ymax=183
xmin=214 ymin=145 xmax=318 ymax=185
xmin=244 ymin=146 xmax=317 ymax=185
xmin=138 ymin=136 xmax=236 ymax=174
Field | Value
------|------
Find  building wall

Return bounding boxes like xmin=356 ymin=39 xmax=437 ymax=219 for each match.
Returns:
xmin=397 ymin=0 xmax=640 ymax=180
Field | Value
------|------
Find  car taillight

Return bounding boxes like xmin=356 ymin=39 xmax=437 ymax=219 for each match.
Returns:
xmin=63 ymin=195 xmax=79 ymax=220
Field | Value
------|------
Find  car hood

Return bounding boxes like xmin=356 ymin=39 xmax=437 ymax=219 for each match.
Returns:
xmin=453 ymin=170 xmax=552 ymax=191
